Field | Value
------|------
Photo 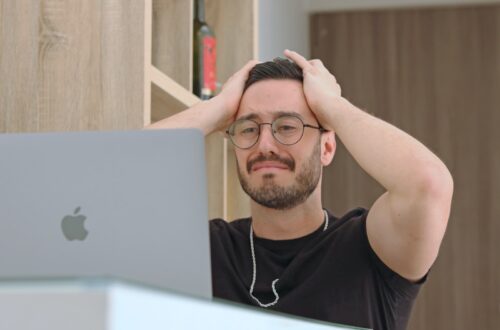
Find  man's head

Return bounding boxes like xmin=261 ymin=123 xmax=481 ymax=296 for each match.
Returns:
xmin=228 ymin=58 xmax=336 ymax=210
xmin=243 ymin=58 xmax=303 ymax=92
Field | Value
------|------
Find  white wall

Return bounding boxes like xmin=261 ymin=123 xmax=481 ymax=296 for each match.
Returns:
xmin=258 ymin=0 xmax=500 ymax=61
xmin=258 ymin=0 xmax=309 ymax=61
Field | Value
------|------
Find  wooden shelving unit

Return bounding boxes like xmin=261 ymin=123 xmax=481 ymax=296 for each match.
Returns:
xmin=0 ymin=0 xmax=256 ymax=220
xmin=146 ymin=0 xmax=257 ymax=220
xmin=150 ymin=66 xmax=200 ymax=122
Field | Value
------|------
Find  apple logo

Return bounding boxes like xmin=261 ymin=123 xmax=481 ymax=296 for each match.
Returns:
xmin=61 ymin=207 xmax=89 ymax=241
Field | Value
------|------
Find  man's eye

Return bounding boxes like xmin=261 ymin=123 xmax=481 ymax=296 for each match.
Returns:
xmin=277 ymin=125 xmax=298 ymax=133
xmin=239 ymin=127 xmax=258 ymax=135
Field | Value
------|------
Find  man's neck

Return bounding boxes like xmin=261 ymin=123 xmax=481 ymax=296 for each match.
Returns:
xmin=250 ymin=198 xmax=325 ymax=240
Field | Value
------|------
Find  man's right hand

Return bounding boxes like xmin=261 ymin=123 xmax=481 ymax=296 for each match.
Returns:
xmin=209 ymin=59 xmax=260 ymax=132
xmin=146 ymin=59 xmax=259 ymax=135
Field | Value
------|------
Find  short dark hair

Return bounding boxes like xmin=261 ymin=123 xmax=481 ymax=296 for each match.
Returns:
xmin=243 ymin=57 xmax=303 ymax=92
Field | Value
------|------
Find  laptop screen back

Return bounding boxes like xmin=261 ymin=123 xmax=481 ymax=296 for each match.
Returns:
xmin=0 ymin=129 xmax=212 ymax=299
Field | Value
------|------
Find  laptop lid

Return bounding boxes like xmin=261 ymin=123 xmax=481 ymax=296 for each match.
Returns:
xmin=0 ymin=129 xmax=212 ymax=299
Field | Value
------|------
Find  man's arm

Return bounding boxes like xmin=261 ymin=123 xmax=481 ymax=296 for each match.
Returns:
xmin=328 ymin=97 xmax=452 ymax=281
xmin=285 ymin=50 xmax=453 ymax=281
xmin=147 ymin=96 xmax=226 ymax=135
xmin=146 ymin=60 xmax=260 ymax=135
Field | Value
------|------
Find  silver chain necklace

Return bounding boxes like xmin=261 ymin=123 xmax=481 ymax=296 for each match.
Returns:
xmin=248 ymin=210 xmax=329 ymax=308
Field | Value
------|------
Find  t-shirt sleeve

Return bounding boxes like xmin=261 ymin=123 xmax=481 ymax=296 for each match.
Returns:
xmin=361 ymin=208 xmax=428 ymax=299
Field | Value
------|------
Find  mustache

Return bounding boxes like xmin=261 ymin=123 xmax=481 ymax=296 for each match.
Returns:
xmin=247 ymin=154 xmax=295 ymax=173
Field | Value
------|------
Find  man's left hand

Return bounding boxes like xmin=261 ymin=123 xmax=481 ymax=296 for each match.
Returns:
xmin=283 ymin=49 xmax=342 ymax=131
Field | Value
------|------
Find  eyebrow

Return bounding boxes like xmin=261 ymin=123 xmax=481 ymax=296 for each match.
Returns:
xmin=237 ymin=111 xmax=305 ymax=122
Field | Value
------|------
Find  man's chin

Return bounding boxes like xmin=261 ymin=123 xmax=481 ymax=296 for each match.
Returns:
xmin=250 ymin=168 xmax=293 ymax=180
xmin=250 ymin=173 xmax=292 ymax=188
xmin=262 ymin=173 xmax=275 ymax=179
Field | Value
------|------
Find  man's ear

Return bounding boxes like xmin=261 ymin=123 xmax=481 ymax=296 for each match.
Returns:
xmin=321 ymin=131 xmax=336 ymax=166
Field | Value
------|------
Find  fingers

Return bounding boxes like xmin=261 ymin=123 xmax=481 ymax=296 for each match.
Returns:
xmin=309 ymin=59 xmax=325 ymax=68
xmin=223 ymin=60 xmax=254 ymax=84
xmin=284 ymin=49 xmax=312 ymax=70
xmin=245 ymin=59 xmax=261 ymax=68
xmin=284 ymin=49 xmax=327 ymax=74
xmin=225 ymin=59 xmax=259 ymax=84
xmin=238 ymin=59 xmax=260 ymax=76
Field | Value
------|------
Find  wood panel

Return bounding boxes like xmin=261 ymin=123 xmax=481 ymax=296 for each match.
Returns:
xmin=0 ymin=0 xmax=146 ymax=133
xmin=1 ymin=0 xmax=258 ymax=221
xmin=205 ymin=0 xmax=257 ymax=220
xmin=150 ymin=66 xmax=200 ymax=122
xmin=311 ymin=4 xmax=500 ymax=329
xmin=206 ymin=0 xmax=258 ymax=82
xmin=226 ymin=142 xmax=251 ymax=220
xmin=152 ymin=0 xmax=192 ymax=91
xmin=0 ymin=0 xmax=40 ymax=132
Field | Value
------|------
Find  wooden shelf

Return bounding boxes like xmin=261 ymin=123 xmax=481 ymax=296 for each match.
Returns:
xmin=147 ymin=0 xmax=257 ymax=220
xmin=150 ymin=65 xmax=200 ymax=122
xmin=151 ymin=0 xmax=192 ymax=91
xmin=0 ymin=0 xmax=257 ymax=220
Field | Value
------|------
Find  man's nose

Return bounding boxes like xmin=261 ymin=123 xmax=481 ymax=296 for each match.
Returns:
xmin=256 ymin=123 xmax=279 ymax=153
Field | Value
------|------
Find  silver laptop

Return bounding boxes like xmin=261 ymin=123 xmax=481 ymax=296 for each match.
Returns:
xmin=0 ymin=129 xmax=212 ymax=299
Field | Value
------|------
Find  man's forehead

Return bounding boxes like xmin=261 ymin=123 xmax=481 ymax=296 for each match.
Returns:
xmin=236 ymin=109 xmax=306 ymax=121
xmin=236 ymin=79 xmax=316 ymax=121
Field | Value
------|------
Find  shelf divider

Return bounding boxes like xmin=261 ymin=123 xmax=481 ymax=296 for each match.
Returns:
xmin=150 ymin=65 xmax=200 ymax=122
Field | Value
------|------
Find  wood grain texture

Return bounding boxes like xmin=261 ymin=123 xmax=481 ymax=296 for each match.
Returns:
xmin=206 ymin=0 xmax=256 ymax=220
xmin=226 ymin=142 xmax=251 ymax=220
xmin=1 ymin=0 xmax=258 ymax=222
xmin=206 ymin=0 xmax=257 ymax=82
xmin=150 ymin=0 xmax=257 ymax=220
xmin=0 ymin=0 xmax=40 ymax=132
xmin=150 ymin=66 xmax=199 ymax=122
xmin=311 ymin=4 xmax=500 ymax=329
xmin=0 ymin=0 xmax=146 ymax=132
xmin=144 ymin=0 xmax=152 ymax=126
xmin=205 ymin=132 xmax=226 ymax=219
xmin=152 ymin=0 xmax=191 ymax=91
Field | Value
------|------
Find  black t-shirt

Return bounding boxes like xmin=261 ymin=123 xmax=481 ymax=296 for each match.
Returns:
xmin=209 ymin=207 xmax=426 ymax=330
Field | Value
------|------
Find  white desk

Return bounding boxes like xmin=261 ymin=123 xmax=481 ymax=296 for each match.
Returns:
xmin=0 ymin=279 xmax=366 ymax=330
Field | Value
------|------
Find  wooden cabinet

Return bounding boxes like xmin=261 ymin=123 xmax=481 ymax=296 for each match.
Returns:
xmin=0 ymin=0 xmax=257 ymax=220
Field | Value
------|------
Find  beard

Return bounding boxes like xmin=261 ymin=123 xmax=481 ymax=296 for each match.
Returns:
xmin=237 ymin=140 xmax=322 ymax=210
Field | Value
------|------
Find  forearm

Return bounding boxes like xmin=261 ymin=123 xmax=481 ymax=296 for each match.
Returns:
xmin=146 ymin=96 xmax=226 ymax=136
xmin=146 ymin=60 xmax=260 ymax=135
xmin=329 ymin=97 xmax=453 ymax=197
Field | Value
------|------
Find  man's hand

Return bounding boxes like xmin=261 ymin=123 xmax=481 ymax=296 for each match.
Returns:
xmin=212 ymin=59 xmax=260 ymax=132
xmin=283 ymin=49 xmax=342 ymax=131
xmin=147 ymin=59 xmax=259 ymax=135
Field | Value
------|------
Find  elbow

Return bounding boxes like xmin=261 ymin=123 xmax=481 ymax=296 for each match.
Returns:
xmin=416 ymin=163 xmax=454 ymax=209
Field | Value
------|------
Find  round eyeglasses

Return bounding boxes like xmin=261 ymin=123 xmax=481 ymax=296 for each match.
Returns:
xmin=226 ymin=114 xmax=326 ymax=149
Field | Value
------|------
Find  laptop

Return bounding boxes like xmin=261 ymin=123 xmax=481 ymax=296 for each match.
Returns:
xmin=0 ymin=129 xmax=212 ymax=299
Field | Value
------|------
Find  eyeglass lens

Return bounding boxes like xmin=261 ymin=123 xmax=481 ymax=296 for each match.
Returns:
xmin=229 ymin=115 xmax=305 ymax=149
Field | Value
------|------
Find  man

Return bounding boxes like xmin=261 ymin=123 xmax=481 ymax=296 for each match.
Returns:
xmin=148 ymin=50 xmax=454 ymax=330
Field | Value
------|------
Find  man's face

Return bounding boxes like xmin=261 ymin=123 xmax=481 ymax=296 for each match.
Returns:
xmin=233 ymin=79 xmax=326 ymax=210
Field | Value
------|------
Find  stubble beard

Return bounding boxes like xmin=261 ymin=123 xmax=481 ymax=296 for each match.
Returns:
xmin=237 ymin=141 xmax=322 ymax=210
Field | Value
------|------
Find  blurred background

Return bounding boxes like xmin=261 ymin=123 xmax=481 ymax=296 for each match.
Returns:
xmin=261 ymin=1 xmax=500 ymax=329
xmin=1 ymin=0 xmax=499 ymax=329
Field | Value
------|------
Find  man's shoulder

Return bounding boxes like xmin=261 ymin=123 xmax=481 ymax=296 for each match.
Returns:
xmin=327 ymin=206 xmax=369 ymax=231
xmin=209 ymin=217 xmax=251 ymax=236
xmin=333 ymin=206 xmax=368 ymax=219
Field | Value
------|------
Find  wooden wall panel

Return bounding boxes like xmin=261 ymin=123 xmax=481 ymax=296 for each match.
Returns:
xmin=311 ymin=4 xmax=500 ymax=329
xmin=0 ymin=0 xmax=41 ymax=132
xmin=206 ymin=0 xmax=256 ymax=220
xmin=0 ymin=0 xmax=146 ymax=133
xmin=152 ymin=0 xmax=192 ymax=91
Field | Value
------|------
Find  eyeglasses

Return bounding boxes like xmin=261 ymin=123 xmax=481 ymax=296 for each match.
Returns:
xmin=226 ymin=114 xmax=326 ymax=149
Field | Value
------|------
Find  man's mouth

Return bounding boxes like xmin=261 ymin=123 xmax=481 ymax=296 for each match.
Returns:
xmin=252 ymin=161 xmax=290 ymax=172
xmin=246 ymin=155 xmax=295 ymax=173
